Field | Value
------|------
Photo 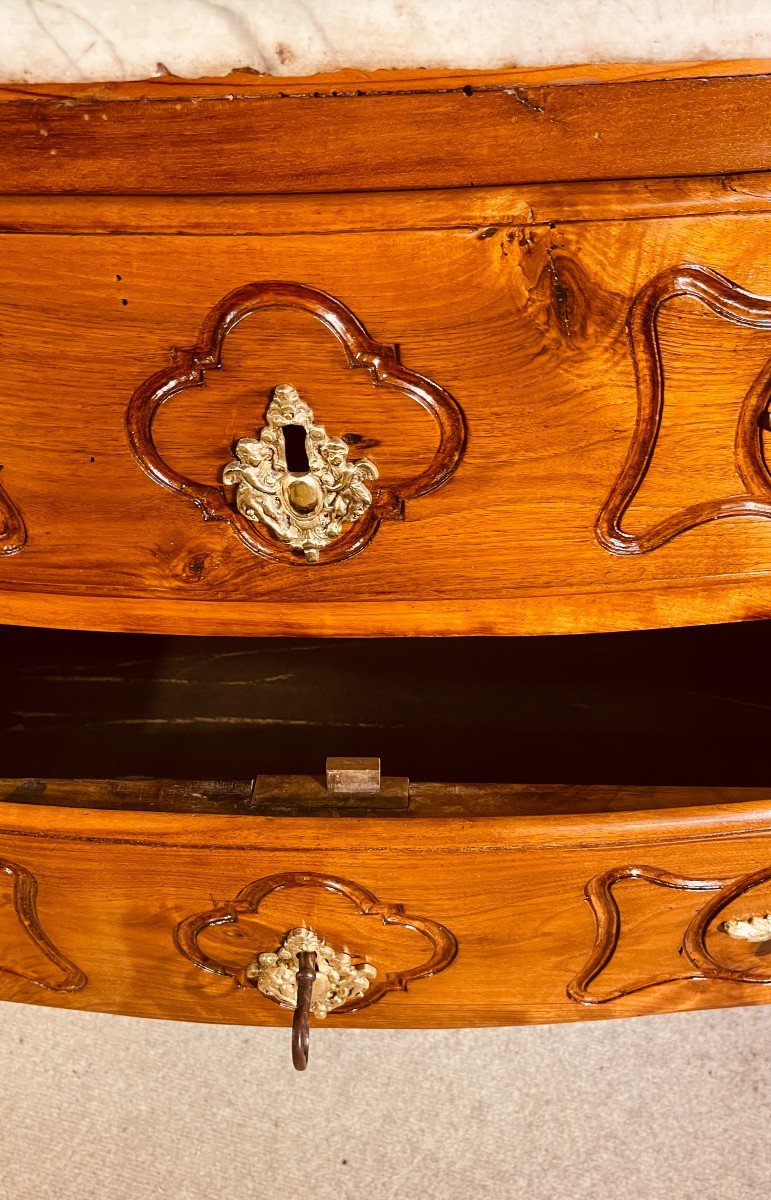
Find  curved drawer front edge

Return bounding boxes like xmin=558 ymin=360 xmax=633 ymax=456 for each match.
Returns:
xmin=0 ymin=793 xmax=771 ymax=1026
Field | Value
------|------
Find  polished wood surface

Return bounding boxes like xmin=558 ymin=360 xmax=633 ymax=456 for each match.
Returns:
xmin=568 ymin=863 xmax=771 ymax=1005
xmin=1 ymin=171 xmax=770 ymax=234
xmin=174 ymin=870 xmax=458 ymax=1014
xmin=1 ymin=72 xmax=770 ymax=194
xmin=1 ymin=786 xmax=771 ymax=1027
xmin=125 ymin=279 xmax=465 ymax=566
xmin=596 ymin=264 xmax=771 ymax=555
xmin=1 ymin=68 xmax=771 ymax=634
xmin=3 ymin=65 xmax=771 ymax=1045
xmin=2 ymin=205 xmax=771 ymax=633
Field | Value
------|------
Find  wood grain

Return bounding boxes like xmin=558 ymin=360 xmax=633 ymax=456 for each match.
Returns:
xmin=126 ymin=279 xmax=465 ymax=565
xmin=0 ymin=74 xmax=770 ymax=194
xmin=3 ymin=66 xmax=771 ymax=1043
xmin=0 ymin=857 xmax=87 ymax=993
xmin=0 ymin=788 xmax=771 ymax=1026
xmin=2 ymin=209 xmax=771 ymax=633
xmin=174 ymin=870 xmax=458 ymax=1014
xmin=2 ymin=69 xmax=771 ymax=633
xmin=2 ymin=172 xmax=771 ymax=236
xmin=596 ymin=264 xmax=771 ymax=554
xmin=570 ymin=862 xmax=771 ymax=1004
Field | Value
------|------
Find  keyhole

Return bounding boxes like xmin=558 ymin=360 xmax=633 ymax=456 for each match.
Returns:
xmin=282 ymin=425 xmax=311 ymax=474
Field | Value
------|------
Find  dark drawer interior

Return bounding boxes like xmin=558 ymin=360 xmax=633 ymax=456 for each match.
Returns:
xmin=0 ymin=620 xmax=767 ymax=787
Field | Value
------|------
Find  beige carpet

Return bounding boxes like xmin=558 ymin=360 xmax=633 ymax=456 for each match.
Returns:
xmin=0 ymin=1003 xmax=767 ymax=1199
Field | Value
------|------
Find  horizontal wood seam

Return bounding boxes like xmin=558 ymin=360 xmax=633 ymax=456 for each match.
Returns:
xmin=3 ymin=72 xmax=770 ymax=105
xmin=3 ymin=202 xmax=771 ymax=234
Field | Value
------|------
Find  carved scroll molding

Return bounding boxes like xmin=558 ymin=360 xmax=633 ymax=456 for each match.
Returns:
xmin=126 ymin=281 xmax=466 ymax=566
xmin=596 ymin=264 xmax=771 ymax=555
xmin=0 ymin=477 xmax=27 ymax=556
xmin=567 ymin=863 xmax=771 ymax=1006
xmin=174 ymin=870 xmax=458 ymax=1015
xmin=0 ymin=859 xmax=87 ymax=993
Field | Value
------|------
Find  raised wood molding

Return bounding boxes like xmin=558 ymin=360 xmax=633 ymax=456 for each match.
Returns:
xmin=4 ymin=788 xmax=771 ymax=854
xmin=174 ymin=870 xmax=458 ymax=1015
xmin=2 ymin=793 xmax=771 ymax=1026
xmin=2 ymin=73 xmax=770 ymax=194
xmin=0 ymin=858 xmax=87 ymax=993
xmin=2 ymin=79 xmax=771 ymax=636
xmin=567 ymin=863 xmax=771 ymax=1005
xmin=126 ymin=280 xmax=465 ymax=565
xmin=2 ymin=578 xmax=771 ymax=637
xmin=596 ymin=264 xmax=771 ymax=556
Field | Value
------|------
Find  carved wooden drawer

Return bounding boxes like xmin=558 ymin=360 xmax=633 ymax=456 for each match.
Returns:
xmin=2 ymin=200 xmax=771 ymax=637
xmin=4 ymin=772 xmax=771 ymax=1066
xmin=3 ymin=66 xmax=771 ymax=1072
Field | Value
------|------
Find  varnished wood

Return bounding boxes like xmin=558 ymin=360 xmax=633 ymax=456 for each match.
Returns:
xmin=174 ymin=871 xmax=458 ymax=1013
xmin=596 ymin=264 xmax=771 ymax=554
xmin=1 ymin=788 xmax=771 ymax=1026
xmin=3 ymin=587 xmax=771 ymax=637
xmin=3 ymin=64 xmax=771 ymax=1045
xmin=3 ymin=209 xmax=771 ymax=633
xmin=0 ymin=857 xmax=87 ymax=993
xmin=568 ymin=865 xmax=729 ymax=1004
xmin=0 ymin=73 xmax=770 ymax=194
xmin=3 ymin=172 xmax=771 ymax=236
xmin=569 ymin=862 xmax=771 ymax=1004
xmin=126 ymin=279 xmax=465 ymax=565
xmin=0 ymin=68 xmax=770 ymax=632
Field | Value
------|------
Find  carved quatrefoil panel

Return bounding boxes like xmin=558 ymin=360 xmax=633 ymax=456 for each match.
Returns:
xmin=126 ymin=281 xmax=466 ymax=565
xmin=596 ymin=264 xmax=771 ymax=555
xmin=567 ymin=863 xmax=771 ymax=1005
xmin=0 ymin=859 xmax=87 ymax=993
xmin=173 ymin=871 xmax=458 ymax=1016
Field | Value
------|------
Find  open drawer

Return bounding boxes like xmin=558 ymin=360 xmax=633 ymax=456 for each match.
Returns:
xmin=3 ymin=771 xmax=771 ymax=1046
xmin=2 ymin=622 xmax=771 ymax=1068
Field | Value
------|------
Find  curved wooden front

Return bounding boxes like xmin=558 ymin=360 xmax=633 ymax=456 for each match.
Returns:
xmin=2 ymin=198 xmax=771 ymax=634
xmin=4 ymin=786 xmax=771 ymax=1027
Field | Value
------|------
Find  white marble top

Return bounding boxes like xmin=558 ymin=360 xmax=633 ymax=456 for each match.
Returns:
xmin=2 ymin=0 xmax=770 ymax=84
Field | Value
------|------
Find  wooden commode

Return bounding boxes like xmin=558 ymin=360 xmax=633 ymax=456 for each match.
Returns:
xmin=1 ymin=61 xmax=771 ymax=1067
